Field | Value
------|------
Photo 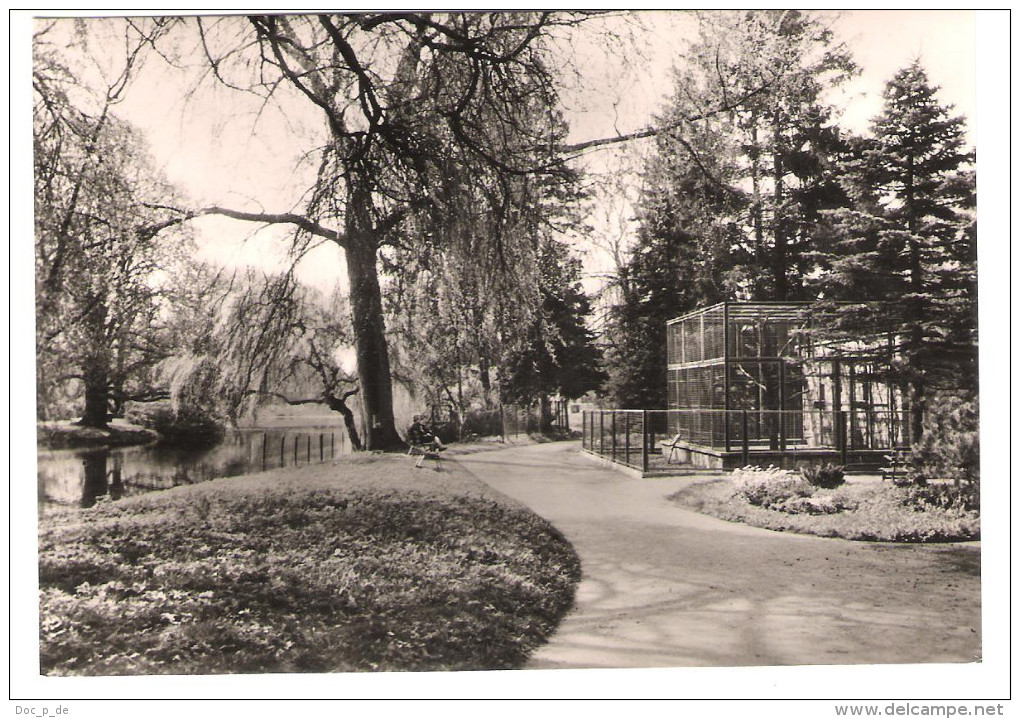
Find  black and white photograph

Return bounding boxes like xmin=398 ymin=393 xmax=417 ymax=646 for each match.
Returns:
xmin=11 ymin=7 xmax=1010 ymax=712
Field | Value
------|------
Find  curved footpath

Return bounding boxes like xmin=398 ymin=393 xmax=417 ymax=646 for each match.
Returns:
xmin=454 ymin=441 xmax=981 ymax=669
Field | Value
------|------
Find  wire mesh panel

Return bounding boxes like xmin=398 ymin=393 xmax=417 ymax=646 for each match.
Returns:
xmin=682 ymin=315 xmax=701 ymax=364
xmin=667 ymin=321 xmax=682 ymax=365
xmin=702 ymin=305 xmax=726 ymax=360
xmin=726 ymin=303 xmax=811 ymax=358
xmin=585 ymin=408 xmax=904 ymax=472
xmin=580 ymin=411 xmax=649 ymax=470
xmin=848 ymin=410 xmax=911 ymax=450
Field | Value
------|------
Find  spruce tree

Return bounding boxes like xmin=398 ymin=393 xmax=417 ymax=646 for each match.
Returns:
xmin=812 ymin=62 xmax=976 ymax=440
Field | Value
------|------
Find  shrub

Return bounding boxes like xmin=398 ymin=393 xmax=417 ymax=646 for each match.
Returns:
xmin=900 ymin=483 xmax=979 ymax=513
xmin=732 ymin=465 xmax=813 ymax=508
xmin=909 ymin=396 xmax=979 ymax=487
xmin=773 ymin=489 xmax=859 ymax=515
xmin=800 ymin=463 xmax=846 ymax=489
xmin=127 ymin=402 xmax=225 ymax=448
xmin=671 ymin=480 xmax=978 ymax=542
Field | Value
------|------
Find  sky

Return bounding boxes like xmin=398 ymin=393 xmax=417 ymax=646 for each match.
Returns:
xmin=21 ymin=10 xmax=983 ymax=296
xmin=9 ymin=8 xmax=1013 ymax=705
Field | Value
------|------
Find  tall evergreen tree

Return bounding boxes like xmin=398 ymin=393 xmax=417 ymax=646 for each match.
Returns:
xmin=601 ymin=121 xmax=736 ymax=408
xmin=602 ymin=10 xmax=855 ymax=407
xmin=677 ymin=10 xmax=857 ymax=300
xmin=502 ymin=237 xmax=606 ymax=425
xmin=811 ymin=62 xmax=976 ymax=440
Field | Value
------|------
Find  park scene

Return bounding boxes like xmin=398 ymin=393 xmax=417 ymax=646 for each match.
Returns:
xmin=30 ymin=11 xmax=982 ymax=680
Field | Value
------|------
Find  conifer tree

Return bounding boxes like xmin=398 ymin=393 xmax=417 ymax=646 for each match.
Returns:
xmin=812 ymin=62 xmax=976 ymax=440
xmin=602 ymin=10 xmax=854 ymax=407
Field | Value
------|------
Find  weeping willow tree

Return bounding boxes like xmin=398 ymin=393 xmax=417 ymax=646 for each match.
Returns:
xmin=159 ymin=269 xmax=365 ymax=449
xmin=384 ymin=149 xmax=583 ymax=425
xmin=33 ymin=18 xmax=194 ymax=427
xmin=155 ymin=13 xmax=596 ymax=449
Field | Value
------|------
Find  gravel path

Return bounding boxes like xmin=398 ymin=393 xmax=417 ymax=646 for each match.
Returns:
xmin=455 ymin=441 xmax=981 ymax=669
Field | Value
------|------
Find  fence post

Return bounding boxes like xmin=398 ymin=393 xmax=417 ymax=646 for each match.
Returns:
xmin=779 ymin=410 xmax=787 ymax=452
xmin=641 ymin=410 xmax=649 ymax=473
xmin=307 ymin=434 xmax=312 ymax=462
xmin=262 ymin=433 xmax=268 ymax=471
xmin=599 ymin=412 xmax=604 ymax=455
xmin=280 ymin=436 xmax=285 ymax=467
xmin=742 ymin=410 xmax=749 ymax=466
xmin=839 ymin=411 xmax=848 ymax=465
xmin=624 ymin=412 xmax=630 ymax=467
xmin=320 ymin=434 xmax=324 ymax=462
xmin=294 ymin=435 xmax=299 ymax=464
xmin=611 ymin=412 xmax=617 ymax=461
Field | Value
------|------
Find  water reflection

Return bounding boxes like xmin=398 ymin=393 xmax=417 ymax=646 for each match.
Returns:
xmin=38 ymin=428 xmax=351 ymax=513
xmin=81 ymin=451 xmax=110 ymax=508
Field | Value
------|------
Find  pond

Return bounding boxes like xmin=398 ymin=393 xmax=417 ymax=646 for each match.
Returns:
xmin=37 ymin=427 xmax=353 ymax=514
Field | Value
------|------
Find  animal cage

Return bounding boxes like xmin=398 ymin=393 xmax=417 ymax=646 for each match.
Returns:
xmin=663 ymin=302 xmax=908 ymax=461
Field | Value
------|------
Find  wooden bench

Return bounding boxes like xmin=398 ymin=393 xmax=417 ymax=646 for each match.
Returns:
xmin=880 ymin=452 xmax=909 ymax=482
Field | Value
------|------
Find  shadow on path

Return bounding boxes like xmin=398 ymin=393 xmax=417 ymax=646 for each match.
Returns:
xmin=455 ymin=441 xmax=981 ymax=669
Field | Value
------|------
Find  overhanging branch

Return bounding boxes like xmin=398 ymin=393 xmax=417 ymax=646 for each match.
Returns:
xmin=146 ymin=204 xmax=347 ymax=248
xmin=560 ymin=73 xmax=780 ymax=155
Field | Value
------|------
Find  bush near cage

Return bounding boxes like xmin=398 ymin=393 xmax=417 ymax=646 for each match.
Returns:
xmin=732 ymin=465 xmax=813 ymax=509
xmin=800 ymin=462 xmax=846 ymax=489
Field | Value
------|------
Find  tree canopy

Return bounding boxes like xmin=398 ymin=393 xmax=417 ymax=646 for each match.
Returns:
xmin=34 ymin=20 xmax=194 ymax=427
xmin=31 ymin=12 xmax=978 ymax=445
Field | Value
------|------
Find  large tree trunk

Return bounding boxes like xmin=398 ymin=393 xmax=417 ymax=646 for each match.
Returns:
xmin=79 ymin=365 xmax=111 ymax=429
xmin=749 ymin=124 xmax=766 ymax=298
xmin=344 ymin=199 xmax=405 ymax=450
xmin=540 ymin=394 xmax=553 ymax=433
xmin=772 ymin=119 xmax=788 ymax=301
xmin=909 ymin=373 xmax=925 ymax=448
xmin=904 ymin=163 xmax=926 ymax=442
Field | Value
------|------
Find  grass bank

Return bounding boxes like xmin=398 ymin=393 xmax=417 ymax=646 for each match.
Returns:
xmin=39 ymin=453 xmax=581 ymax=675
xmin=669 ymin=476 xmax=979 ymax=543
xmin=38 ymin=420 xmax=158 ymax=450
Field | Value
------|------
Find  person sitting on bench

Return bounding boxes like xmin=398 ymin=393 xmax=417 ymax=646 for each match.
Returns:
xmin=407 ymin=415 xmax=446 ymax=453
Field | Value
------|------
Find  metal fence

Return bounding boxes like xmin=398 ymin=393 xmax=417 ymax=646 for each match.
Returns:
xmin=582 ymin=409 xmax=911 ymax=472
xmin=251 ymin=430 xmax=340 ymax=470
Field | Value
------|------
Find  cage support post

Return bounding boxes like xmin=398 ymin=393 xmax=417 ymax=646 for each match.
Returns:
xmin=839 ymin=411 xmax=849 ymax=466
xmin=641 ymin=410 xmax=649 ymax=473
xmin=611 ymin=412 xmax=617 ymax=462
xmin=742 ymin=410 xmax=749 ymax=466
xmin=623 ymin=412 xmax=630 ymax=467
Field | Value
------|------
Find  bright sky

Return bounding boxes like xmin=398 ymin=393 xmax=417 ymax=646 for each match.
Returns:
xmin=24 ymin=10 xmax=982 ymax=295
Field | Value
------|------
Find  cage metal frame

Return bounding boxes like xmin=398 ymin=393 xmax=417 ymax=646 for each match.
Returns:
xmin=666 ymin=301 xmax=905 ymax=453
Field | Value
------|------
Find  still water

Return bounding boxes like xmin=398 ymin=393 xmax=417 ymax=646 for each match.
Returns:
xmin=37 ymin=428 xmax=353 ymax=514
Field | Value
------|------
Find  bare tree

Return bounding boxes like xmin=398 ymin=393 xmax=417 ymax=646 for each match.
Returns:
xmin=158 ymin=13 xmax=597 ymax=448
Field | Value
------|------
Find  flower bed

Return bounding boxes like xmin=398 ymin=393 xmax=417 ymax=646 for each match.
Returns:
xmin=671 ymin=465 xmax=979 ymax=543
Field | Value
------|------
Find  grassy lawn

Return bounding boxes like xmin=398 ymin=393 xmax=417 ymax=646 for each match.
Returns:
xmin=37 ymin=420 xmax=158 ymax=450
xmin=669 ymin=475 xmax=980 ymax=543
xmin=39 ymin=452 xmax=581 ymax=675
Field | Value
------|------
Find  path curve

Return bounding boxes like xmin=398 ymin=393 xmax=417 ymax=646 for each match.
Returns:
xmin=455 ymin=441 xmax=980 ymax=669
